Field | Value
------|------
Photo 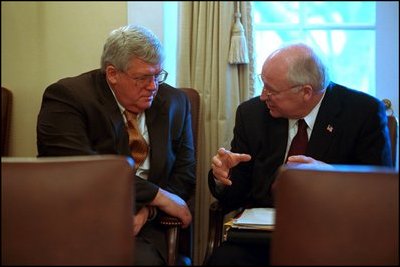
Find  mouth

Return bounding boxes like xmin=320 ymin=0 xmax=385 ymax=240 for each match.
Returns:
xmin=143 ymin=95 xmax=154 ymax=102
xmin=266 ymin=101 xmax=274 ymax=109
xmin=144 ymin=90 xmax=157 ymax=100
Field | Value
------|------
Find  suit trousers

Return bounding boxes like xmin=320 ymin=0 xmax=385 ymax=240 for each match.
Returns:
xmin=207 ymin=238 xmax=271 ymax=265
xmin=134 ymin=221 xmax=167 ymax=265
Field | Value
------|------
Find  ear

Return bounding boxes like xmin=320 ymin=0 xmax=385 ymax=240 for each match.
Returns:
xmin=302 ymin=85 xmax=313 ymax=101
xmin=106 ymin=65 xmax=118 ymax=84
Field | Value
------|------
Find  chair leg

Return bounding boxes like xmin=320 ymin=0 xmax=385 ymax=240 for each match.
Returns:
xmin=166 ymin=226 xmax=180 ymax=265
xmin=203 ymin=201 xmax=224 ymax=265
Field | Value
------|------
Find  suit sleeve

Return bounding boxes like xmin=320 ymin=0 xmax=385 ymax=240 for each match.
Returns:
xmin=37 ymin=83 xmax=98 ymax=156
xmin=354 ymin=99 xmax=392 ymax=166
xmin=163 ymin=92 xmax=196 ymax=202
xmin=208 ymin=104 xmax=254 ymax=209
xmin=135 ymin=176 xmax=159 ymax=211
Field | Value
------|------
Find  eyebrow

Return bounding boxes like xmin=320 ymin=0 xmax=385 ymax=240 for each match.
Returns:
xmin=126 ymin=71 xmax=163 ymax=78
xmin=126 ymin=67 xmax=163 ymax=75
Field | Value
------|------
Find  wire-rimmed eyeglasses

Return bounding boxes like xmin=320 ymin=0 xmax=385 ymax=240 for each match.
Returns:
xmin=258 ymin=74 xmax=302 ymax=97
xmin=262 ymin=84 xmax=303 ymax=97
xmin=124 ymin=70 xmax=168 ymax=86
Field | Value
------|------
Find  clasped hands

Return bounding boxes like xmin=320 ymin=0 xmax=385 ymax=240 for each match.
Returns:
xmin=211 ymin=147 xmax=328 ymax=186
xmin=133 ymin=188 xmax=192 ymax=236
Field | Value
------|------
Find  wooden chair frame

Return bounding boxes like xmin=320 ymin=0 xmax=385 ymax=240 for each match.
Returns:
xmin=159 ymin=88 xmax=200 ymax=265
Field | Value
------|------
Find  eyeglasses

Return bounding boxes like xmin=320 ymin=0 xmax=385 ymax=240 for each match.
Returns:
xmin=258 ymin=74 xmax=302 ymax=97
xmin=262 ymin=85 xmax=303 ymax=97
xmin=123 ymin=70 xmax=168 ymax=86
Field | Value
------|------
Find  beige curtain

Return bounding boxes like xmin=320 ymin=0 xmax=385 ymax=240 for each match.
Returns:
xmin=176 ymin=1 xmax=254 ymax=264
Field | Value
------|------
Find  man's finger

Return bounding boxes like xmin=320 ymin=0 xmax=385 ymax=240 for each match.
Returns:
xmin=217 ymin=147 xmax=230 ymax=156
xmin=218 ymin=176 xmax=232 ymax=186
xmin=211 ymin=156 xmax=223 ymax=167
xmin=286 ymin=155 xmax=309 ymax=163
xmin=237 ymin=153 xmax=251 ymax=162
xmin=212 ymin=166 xmax=230 ymax=180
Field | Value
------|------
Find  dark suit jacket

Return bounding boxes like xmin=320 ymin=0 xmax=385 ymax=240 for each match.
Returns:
xmin=209 ymin=82 xmax=392 ymax=209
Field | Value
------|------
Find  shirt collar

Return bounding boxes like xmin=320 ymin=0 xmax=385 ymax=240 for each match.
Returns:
xmin=288 ymin=90 xmax=326 ymax=131
xmin=107 ymin=83 xmax=143 ymax=121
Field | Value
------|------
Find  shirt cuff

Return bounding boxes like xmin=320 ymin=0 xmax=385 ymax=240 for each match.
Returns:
xmin=214 ymin=177 xmax=227 ymax=194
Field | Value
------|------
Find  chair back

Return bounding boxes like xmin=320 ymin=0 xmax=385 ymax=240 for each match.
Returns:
xmin=1 ymin=155 xmax=135 ymax=265
xmin=179 ymin=88 xmax=200 ymax=263
xmin=158 ymin=88 xmax=200 ymax=265
xmin=1 ymin=87 xmax=12 ymax=156
xmin=271 ymin=164 xmax=399 ymax=266
xmin=181 ymin=88 xmax=200 ymax=153
xmin=383 ymin=99 xmax=398 ymax=167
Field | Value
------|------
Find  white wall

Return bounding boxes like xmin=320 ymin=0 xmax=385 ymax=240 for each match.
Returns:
xmin=1 ymin=2 xmax=127 ymax=157
xmin=127 ymin=1 xmax=178 ymax=87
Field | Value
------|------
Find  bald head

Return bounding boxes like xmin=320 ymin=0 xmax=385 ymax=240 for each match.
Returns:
xmin=262 ymin=43 xmax=329 ymax=92
xmin=266 ymin=44 xmax=311 ymax=66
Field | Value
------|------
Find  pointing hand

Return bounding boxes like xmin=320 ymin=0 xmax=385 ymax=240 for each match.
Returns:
xmin=211 ymin=147 xmax=251 ymax=185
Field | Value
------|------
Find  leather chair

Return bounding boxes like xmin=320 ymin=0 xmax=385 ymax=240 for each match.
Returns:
xmin=1 ymin=87 xmax=12 ymax=156
xmin=1 ymin=155 xmax=135 ymax=265
xmin=271 ymin=164 xmax=398 ymax=265
xmin=158 ymin=88 xmax=200 ymax=265
xmin=203 ymin=98 xmax=399 ymax=265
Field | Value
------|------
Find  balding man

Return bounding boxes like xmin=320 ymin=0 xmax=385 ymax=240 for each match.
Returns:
xmin=207 ymin=43 xmax=392 ymax=265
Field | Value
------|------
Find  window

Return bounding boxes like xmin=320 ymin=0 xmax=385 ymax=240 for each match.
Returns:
xmin=252 ymin=2 xmax=376 ymax=96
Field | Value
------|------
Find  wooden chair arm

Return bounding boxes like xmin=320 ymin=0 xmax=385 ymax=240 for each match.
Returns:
xmin=159 ymin=215 xmax=183 ymax=226
xmin=203 ymin=200 xmax=243 ymax=265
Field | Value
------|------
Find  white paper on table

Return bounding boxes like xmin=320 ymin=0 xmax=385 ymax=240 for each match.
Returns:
xmin=233 ymin=208 xmax=275 ymax=227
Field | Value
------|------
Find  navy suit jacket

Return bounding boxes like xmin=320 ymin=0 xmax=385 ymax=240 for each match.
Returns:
xmin=209 ymin=82 xmax=392 ymax=209
xmin=37 ymin=69 xmax=196 ymax=211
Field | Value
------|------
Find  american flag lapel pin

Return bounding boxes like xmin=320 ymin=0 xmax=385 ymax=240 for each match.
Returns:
xmin=326 ymin=124 xmax=333 ymax=133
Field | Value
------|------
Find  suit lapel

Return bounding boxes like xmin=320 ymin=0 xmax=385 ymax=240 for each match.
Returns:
xmin=146 ymin=91 xmax=168 ymax=181
xmin=95 ymin=71 xmax=129 ymax=155
xmin=307 ymin=83 xmax=341 ymax=159
xmin=268 ymin=117 xmax=288 ymax=164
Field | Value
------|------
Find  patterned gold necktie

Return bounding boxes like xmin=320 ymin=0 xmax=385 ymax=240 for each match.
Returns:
xmin=124 ymin=110 xmax=148 ymax=170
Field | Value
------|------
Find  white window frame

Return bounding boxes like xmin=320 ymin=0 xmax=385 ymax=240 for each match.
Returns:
xmin=127 ymin=1 xmax=398 ymax=116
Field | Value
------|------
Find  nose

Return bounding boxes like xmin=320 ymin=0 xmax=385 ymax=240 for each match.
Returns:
xmin=145 ymin=77 xmax=158 ymax=89
xmin=260 ymin=88 xmax=269 ymax=101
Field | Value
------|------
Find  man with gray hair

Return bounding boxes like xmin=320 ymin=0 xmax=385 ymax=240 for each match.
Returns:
xmin=37 ymin=25 xmax=195 ymax=265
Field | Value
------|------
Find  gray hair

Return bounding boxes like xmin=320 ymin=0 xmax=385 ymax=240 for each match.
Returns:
xmin=283 ymin=43 xmax=330 ymax=91
xmin=100 ymin=25 xmax=165 ymax=72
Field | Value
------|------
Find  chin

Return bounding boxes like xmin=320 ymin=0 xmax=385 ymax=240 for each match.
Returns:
xmin=142 ymin=102 xmax=153 ymax=110
xmin=269 ymin=110 xmax=282 ymax=118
